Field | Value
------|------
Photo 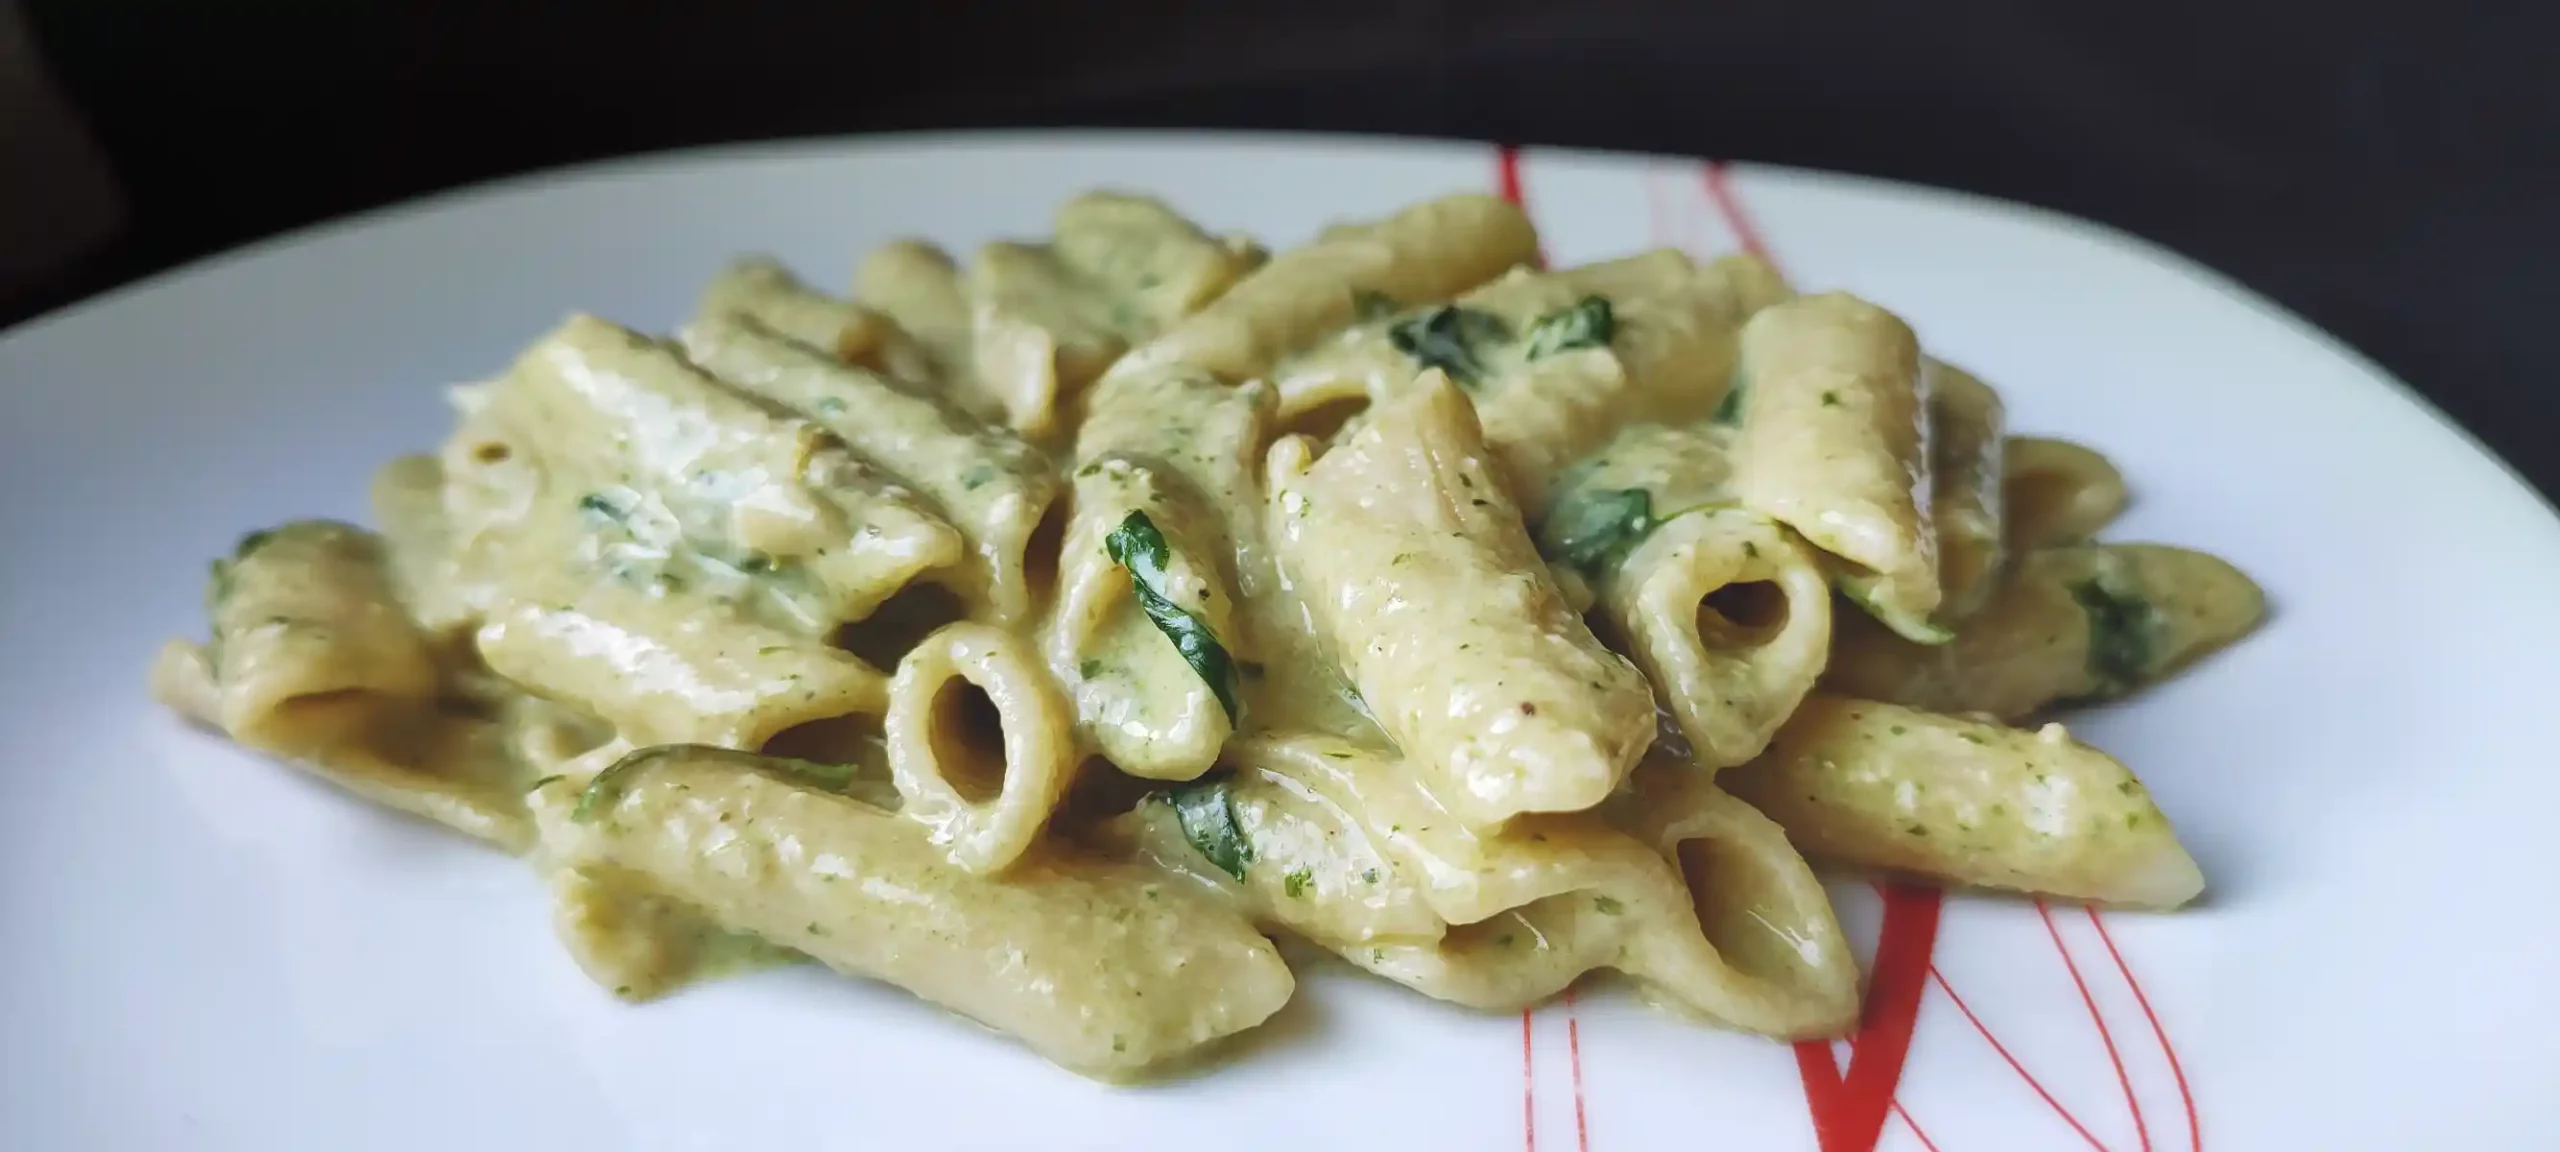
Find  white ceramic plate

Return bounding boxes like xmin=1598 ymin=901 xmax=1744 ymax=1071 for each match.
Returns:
xmin=4 ymin=133 xmax=2555 ymax=1152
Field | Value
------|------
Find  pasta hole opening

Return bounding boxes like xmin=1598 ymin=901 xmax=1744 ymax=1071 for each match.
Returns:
xmin=1698 ymin=581 xmax=1789 ymax=647
xmin=1281 ymin=394 xmax=1371 ymax=447
xmin=1677 ymin=837 xmax=1818 ymax=989
xmin=831 ymin=582 xmax=967 ymax=670
xmin=266 ymin=689 xmax=378 ymax=747
xmin=1019 ymin=499 xmax=1071 ymax=606
xmin=928 ymin=679 xmax=1009 ymax=806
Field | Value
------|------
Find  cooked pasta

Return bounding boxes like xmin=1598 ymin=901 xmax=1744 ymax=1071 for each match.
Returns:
xmin=152 ymin=185 xmax=2263 ymax=1080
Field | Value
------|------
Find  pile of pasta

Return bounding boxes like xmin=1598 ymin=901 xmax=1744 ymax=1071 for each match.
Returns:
xmin=151 ymin=190 xmax=2264 ymax=1081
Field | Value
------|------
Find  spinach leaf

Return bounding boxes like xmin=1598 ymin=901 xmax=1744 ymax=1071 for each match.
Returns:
xmin=1104 ymin=510 xmax=1242 ymax=724
xmin=1388 ymin=305 xmax=1513 ymax=388
xmin=573 ymin=745 xmax=861 ymax=824
xmin=1541 ymin=487 xmax=1657 ymax=578
xmin=1710 ymin=372 xmax=1750 ymax=426
xmin=1163 ymin=779 xmax=1253 ymax=881
xmin=2071 ymin=577 xmax=2160 ymax=690
xmin=1525 ymin=296 xmax=1615 ymax=359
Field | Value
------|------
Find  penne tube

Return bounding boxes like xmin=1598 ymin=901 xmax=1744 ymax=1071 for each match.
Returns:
xmin=679 ymin=312 xmax=1062 ymax=623
xmin=1722 ymin=697 xmax=2206 ymax=909
xmin=1045 ymin=364 xmax=1270 ymax=779
xmin=535 ymin=744 xmax=1295 ymax=1081
xmin=850 ymin=238 xmax=1010 ymax=419
xmin=1126 ymin=192 xmax=1538 ymax=383
xmin=1275 ymin=250 xmax=1790 ymax=515
xmin=885 ymin=623 xmax=1079 ymax=874
xmin=1115 ymin=733 xmax=1446 ymax=949
xmin=1729 ymin=293 xmax=1944 ymax=641
xmin=1927 ymin=361 xmax=2008 ymax=620
xmin=370 ymin=454 xmax=479 ymax=642
xmin=1824 ymin=542 xmax=2267 ymax=721
xmin=475 ymin=570 xmax=889 ymax=753
xmin=2003 ymin=435 xmax=2130 ymax=549
xmin=196 ymin=521 xmax=440 ymax=752
xmin=469 ymin=314 xmax=964 ymax=631
xmin=1051 ymin=190 xmax=1261 ymax=326
xmin=968 ymin=240 xmax=1130 ymax=438
xmin=694 ymin=257 xmax=873 ymax=361
xmin=1266 ymin=375 xmax=1657 ymax=828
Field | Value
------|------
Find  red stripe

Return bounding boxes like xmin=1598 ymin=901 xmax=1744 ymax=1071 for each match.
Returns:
xmin=1893 ymin=1101 xmax=1946 ymax=1152
xmin=1794 ymin=883 xmax=1945 ymax=1152
xmin=1521 ymin=1007 xmax=1538 ymax=1152
xmin=1933 ymin=967 xmax=2112 ymax=1151
xmin=2089 ymin=908 xmax=2201 ymax=1151
xmin=2040 ymin=901 xmax=2152 ymax=1152
xmin=1496 ymin=144 xmax=1531 ymax=215
xmin=1700 ymin=161 xmax=1774 ymax=260
xmin=1564 ymin=986 xmax=1591 ymax=1151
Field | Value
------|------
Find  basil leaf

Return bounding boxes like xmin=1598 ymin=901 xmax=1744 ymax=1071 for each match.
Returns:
xmin=573 ymin=745 xmax=862 ymax=824
xmin=1388 ymin=305 xmax=1513 ymax=388
xmin=1540 ymin=487 xmax=1656 ymax=578
xmin=1164 ymin=780 xmax=1252 ymax=881
xmin=2071 ymin=577 xmax=2161 ymax=691
xmin=1104 ymin=510 xmax=1242 ymax=724
xmin=1524 ymin=295 xmax=1614 ymax=359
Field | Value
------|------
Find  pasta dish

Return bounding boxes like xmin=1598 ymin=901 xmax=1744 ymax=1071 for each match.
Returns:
xmin=150 ymin=189 xmax=2264 ymax=1080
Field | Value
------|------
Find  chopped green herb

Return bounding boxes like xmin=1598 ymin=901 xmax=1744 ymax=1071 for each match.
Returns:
xmin=1540 ymin=487 xmax=1656 ymax=578
xmin=1351 ymin=288 xmax=1401 ymax=322
xmin=1283 ymin=867 xmax=1313 ymax=898
xmin=1079 ymin=658 xmax=1105 ymax=679
xmin=1363 ymin=868 xmax=1381 ymax=884
xmin=960 ymin=464 xmax=997 ymax=491
xmin=2071 ymin=576 xmax=2161 ymax=691
xmin=1388 ymin=305 xmax=1513 ymax=388
xmin=1104 ymin=511 xmax=1241 ymax=724
xmin=806 ymin=922 xmax=828 ymax=937
xmin=573 ymin=745 xmax=861 ymax=823
xmin=1820 ymin=390 xmax=1841 ymax=407
xmin=576 ymin=492 xmax=629 ymax=525
xmin=1889 ymin=725 xmax=1907 ymax=736
xmin=1162 ymin=779 xmax=1252 ymax=881
xmin=1112 ymin=1036 xmax=1127 ymax=1054
xmin=1906 ymin=823 xmax=1930 ymax=837
xmin=815 ymin=396 xmax=847 ymax=417
xmin=1525 ymin=295 xmax=1615 ymax=359
xmin=1960 ymin=732 xmax=1988 ymax=746
xmin=757 ymin=646 xmax=788 ymax=656
xmin=524 ymin=774 xmax=565 ymax=792
xmin=1711 ymin=373 xmax=1750 ymax=426
xmin=1594 ymin=895 xmax=1625 ymax=915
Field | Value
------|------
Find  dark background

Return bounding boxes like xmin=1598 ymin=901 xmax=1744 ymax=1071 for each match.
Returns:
xmin=14 ymin=1 xmax=2558 ymax=494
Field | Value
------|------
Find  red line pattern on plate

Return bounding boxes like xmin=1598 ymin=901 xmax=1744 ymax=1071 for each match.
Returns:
xmin=2088 ymin=908 xmax=2201 ymax=1150
xmin=1564 ymin=985 xmax=1591 ymax=1151
xmin=1521 ymin=1007 xmax=1538 ymax=1152
xmin=1892 ymin=1101 xmax=1946 ymax=1152
xmin=1699 ymin=161 xmax=1774 ymax=261
xmin=1794 ymin=884 xmax=1946 ymax=1152
xmin=1932 ymin=966 xmax=2112 ymax=1151
xmin=2040 ymin=901 xmax=2152 ymax=1152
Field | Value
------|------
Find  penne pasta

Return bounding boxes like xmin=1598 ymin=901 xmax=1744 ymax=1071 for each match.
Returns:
xmin=1722 ymin=697 xmax=2206 ymax=908
xmin=885 ymin=623 xmax=1079 ymax=874
xmin=1823 ymin=543 xmax=2266 ymax=721
xmin=2004 ymin=435 xmax=2131 ymax=549
xmin=1927 ymin=361 xmax=2008 ymax=620
xmin=1729 ymin=294 xmax=1945 ymax=642
xmin=535 ymin=744 xmax=1295 ymax=1081
xmin=1267 ymin=375 xmax=1656 ymax=828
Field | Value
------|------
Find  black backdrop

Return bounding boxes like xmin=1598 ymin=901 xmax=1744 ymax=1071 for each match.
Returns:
xmin=20 ymin=1 xmax=2559 ymax=494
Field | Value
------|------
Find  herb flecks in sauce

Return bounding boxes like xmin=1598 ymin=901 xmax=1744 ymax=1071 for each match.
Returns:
xmin=573 ymin=745 xmax=863 ymax=824
xmin=1387 ymin=305 xmax=1512 ymax=389
xmin=1162 ymin=779 xmax=1252 ymax=881
xmin=1351 ymin=289 xmax=1402 ymax=322
xmin=1711 ymin=373 xmax=1750 ymax=426
xmin=1104 ymin=510 xmax=1242 ymax=724
xmin=1524 ymin=295 xmax=1615 ymax=359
